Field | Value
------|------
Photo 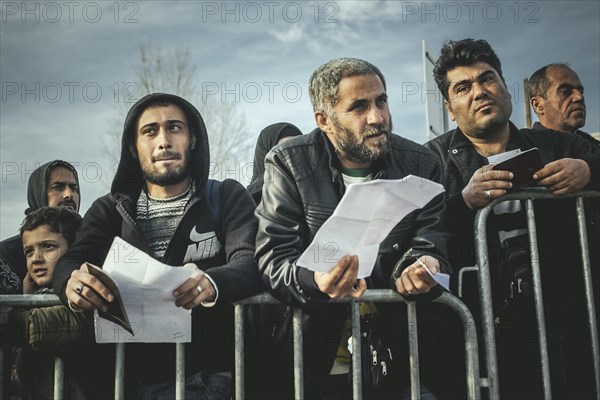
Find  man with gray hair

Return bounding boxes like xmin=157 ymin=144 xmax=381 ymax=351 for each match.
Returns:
xmin=529 ymin=63 xmax=598 ymax=145
xmin=255 ymin=58 xmax=451 ymax=398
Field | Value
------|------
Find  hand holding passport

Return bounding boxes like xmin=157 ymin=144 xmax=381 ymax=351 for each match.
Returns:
xmin=491 ymin=147 xmax=544 ymax=192
xmin=85 ymin=262 xmax=133 ymax=335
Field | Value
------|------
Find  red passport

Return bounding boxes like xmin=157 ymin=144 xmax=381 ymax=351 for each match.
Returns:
xmin=492 ymin=148 xmax=544 ymax=192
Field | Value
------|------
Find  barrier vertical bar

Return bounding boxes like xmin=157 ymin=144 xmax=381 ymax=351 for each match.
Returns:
xmin=575 ymin=197 xmax=600 ymax=396
xmin=175 ymin=343 xmax=185 ymax=400
xmin=407 ymin=301 xmax=421 ymax=400
xmin=525 ymin=199 xmax=551 ymax=398
xmin=234 ymin=304 xmax=245 ymax=400
xmin=115 ymin=343 xmax=125 ymax=400
xmin=474 ymin=205 xmax=500 ymax=399
xmin=351 ymin=301 xmax=362 ymax=400
xmin=293 ymin=308 xmax=304 ymax=399
xmin=54 ymin=356 xmax=64 ymax=399
xmin=436 ymin=293 xmax=481 ymax=399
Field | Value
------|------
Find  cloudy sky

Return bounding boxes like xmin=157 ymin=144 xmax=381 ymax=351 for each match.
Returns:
xmin=1 ymin=0 xmax=599 ymax=238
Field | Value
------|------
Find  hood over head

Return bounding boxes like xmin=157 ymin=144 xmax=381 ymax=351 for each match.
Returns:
xmin=111 ymin=93 xmax=210 ymax=199
xmin=25 ymin=160 xmax=80 ymax=215
xmin=247 ymin=122 xmax=302 ymax=201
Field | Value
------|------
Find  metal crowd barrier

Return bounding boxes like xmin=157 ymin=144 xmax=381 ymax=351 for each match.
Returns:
xmin=473 ymin=190 xmax=600 ymax=399
xmin=234 ymin=289 xmax=482 ymax=400
xmin=0 ymin=295 xmax=66 ymax=399
xmin=1 ymin=289 xmax=481 ymax=400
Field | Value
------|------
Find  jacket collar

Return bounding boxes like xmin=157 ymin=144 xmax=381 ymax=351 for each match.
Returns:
xmin=446 ymin=121 xmax=521 ymax=183
xmin=448 ymin=121 xmax=522 ymax=153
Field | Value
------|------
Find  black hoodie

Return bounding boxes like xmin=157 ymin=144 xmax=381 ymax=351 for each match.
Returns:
xmin=53 ymin=93 xmax=262 ymax=385
xmin=0 ymin=160 xmax=79 ymax=290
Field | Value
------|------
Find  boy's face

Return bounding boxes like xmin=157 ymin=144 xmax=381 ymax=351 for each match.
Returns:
xmin=22 ymin=225 xmax=68 ymax=289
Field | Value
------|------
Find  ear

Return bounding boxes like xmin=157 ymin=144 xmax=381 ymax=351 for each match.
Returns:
xmin=315 ymin=111 xmax=330 ymax=133
xmin=531 ymin=97 xmax=544 ymax=114
xmin=444 ymin=100 xmax=456 ymax=122
xmin=190 ymin=135 xmax=196 ymax=150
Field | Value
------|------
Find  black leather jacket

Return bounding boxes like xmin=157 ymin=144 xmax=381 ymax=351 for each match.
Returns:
xmin=425 ymin=122 xmax=600 ymax=272
xmin=425 ymin=123 xmax=600 ymax=314
xmin=532 ymin=121 xmax=599 ymax=148
xmin=255 ymin=129 xmax=451 ymax=387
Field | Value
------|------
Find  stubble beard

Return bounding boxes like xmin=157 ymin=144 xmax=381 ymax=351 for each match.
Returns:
xmin=140 ymin=149 xmax=192 ymax=187
xmin=331 ymin=115 xmax=392 ymax=164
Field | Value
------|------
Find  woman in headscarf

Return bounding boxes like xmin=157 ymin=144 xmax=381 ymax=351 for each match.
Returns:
xmin=247 ymin=122 xmax=302 ymax=205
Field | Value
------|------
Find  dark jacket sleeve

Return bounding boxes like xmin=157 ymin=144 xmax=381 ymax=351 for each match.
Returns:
xmin=203 ymin=179 xmax=262 ymax=304
xmin=568 ymin=132 xmax=600 ymax=190
xmin=15 ymin=306 xmax=93 ymax=350
xmin=255 ymin=150 xmax=321 ymax=308
xmin=53 ymin=194 xmax=122 ymax=305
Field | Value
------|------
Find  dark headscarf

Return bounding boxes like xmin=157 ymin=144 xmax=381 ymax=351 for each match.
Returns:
xmin=247 ymin=123 xmax=302 ymax=204
xmin=25 ymin=160 xmax=79 ymax=215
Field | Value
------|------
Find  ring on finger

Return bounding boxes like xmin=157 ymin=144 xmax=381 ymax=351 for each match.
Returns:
xmin=74 ymin=284 xmax=83 ymax=294
xmin=196 ymin=285 xmax=203 ymax=296
xmin=485 ymin=189 xmax=492 ymax=199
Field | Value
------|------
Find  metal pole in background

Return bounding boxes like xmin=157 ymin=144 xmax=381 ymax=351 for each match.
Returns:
xmin=524 ymin=78 xmax=532 ymax=128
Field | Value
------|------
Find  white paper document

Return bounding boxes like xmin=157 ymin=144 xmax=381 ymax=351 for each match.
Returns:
xmin=297 ymin=175 xmax=446 ymax=280
xmin=94 ymin=237 xmax=196 ymax=343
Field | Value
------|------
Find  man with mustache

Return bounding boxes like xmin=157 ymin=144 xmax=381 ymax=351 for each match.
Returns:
xmin=425 ymin=39 xmax=599 ymax=398
xmin=255 ymin=58 xmax=451 ymax=398
xmin=1 ymin=160 xmax=80 ymax=294
xmin=53 ymin=93 xmax=261 ymax=398
xmin=529 ymin=63 xmax=598 ymax=146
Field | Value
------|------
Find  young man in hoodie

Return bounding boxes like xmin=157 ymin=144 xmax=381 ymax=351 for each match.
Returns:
xmin=0 ymin=160 xmax=80 ymax=293
xmin=53 ymin=93 xmax=261 ymax=398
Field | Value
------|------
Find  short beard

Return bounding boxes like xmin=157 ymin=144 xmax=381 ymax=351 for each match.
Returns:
xmin=140 ymin=149 xmax=192 ymax=187
xmin=331 ymin=115 xmax=392 ymax=164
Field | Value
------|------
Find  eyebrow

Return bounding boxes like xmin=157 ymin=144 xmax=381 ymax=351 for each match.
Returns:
xmin=346 ymin=92 xmax=388 ymax=110
xmin=49 ymin=180 xmax=78 ymax=189
xmin=557 ymin=83 xmax=584 ymax=92
xmin=23 ymin=239 xmax=59 ymax=250
xmin=139 ymin=119 xmax=186 ymax=131
xmin=347 ymin=98 xmax=368 ymax=110
xmin=451 ymin=70 xmax=496 ymax=91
